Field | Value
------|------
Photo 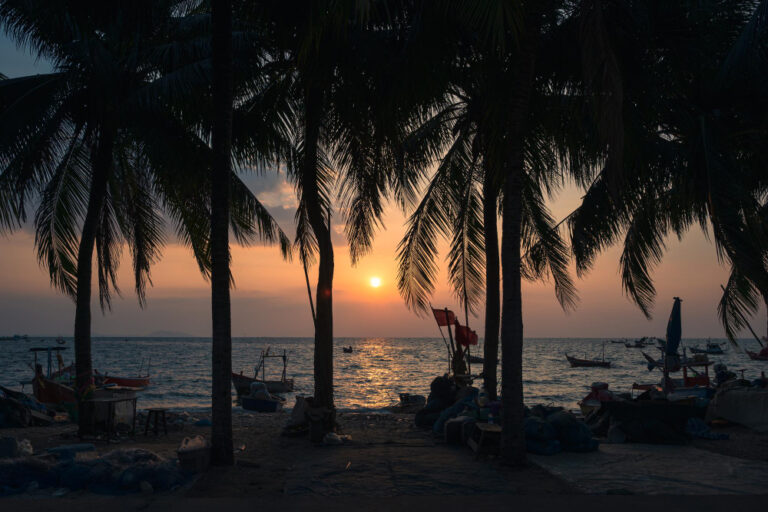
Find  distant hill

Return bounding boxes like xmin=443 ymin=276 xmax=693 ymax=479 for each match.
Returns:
xmin=146 ymin=330 xmax=194 ymax=338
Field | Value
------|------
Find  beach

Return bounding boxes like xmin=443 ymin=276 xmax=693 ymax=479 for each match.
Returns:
xmin=3 ymin=405 xmax=768 ymax=501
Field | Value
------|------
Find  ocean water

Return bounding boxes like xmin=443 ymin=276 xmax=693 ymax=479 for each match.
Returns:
xmin=1 ymin=337 xmax=765 ymax=412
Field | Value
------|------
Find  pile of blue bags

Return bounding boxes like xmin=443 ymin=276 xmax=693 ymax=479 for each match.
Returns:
xmin=0 ymin=448 xmax=187 ymax=496
xmin=525 ymin=406 xmax=599 ymax=455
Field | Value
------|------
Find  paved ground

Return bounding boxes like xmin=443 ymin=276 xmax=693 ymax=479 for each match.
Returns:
xmin=5 ymin=495 xmax=768 ymax=512
xmin=531 ymin=443 xmax=768 ymax=495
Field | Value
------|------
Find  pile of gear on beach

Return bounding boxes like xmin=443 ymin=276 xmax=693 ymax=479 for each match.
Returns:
xmin=411 ymin=375 xmax=599 ymax=455
xmin=580 ymin=366 xmax=768 ymax=444
xmin=0 ymin=440 xmax=191 ymax=497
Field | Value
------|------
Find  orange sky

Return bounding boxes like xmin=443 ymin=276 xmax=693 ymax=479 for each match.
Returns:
xmin=0 ymin=174 xmax=763 ymax=339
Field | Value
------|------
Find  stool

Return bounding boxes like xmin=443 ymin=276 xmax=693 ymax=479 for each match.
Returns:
xmin=467 ymin=423 xmax=502 ymax=459
xmin=144 ymin=408 xmax=168 ymax=436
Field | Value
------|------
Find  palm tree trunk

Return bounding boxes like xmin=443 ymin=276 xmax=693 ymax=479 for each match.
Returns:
xmin=482 ymin=171 xmax=500 ymax=401
xmin=74 ymin=126 xmax=114 ymax=435
xmin=500 ymin=37 xmax=537 ymax=467
xmin=210 ymin=0 xmax=234 ymax=466
xmin=303 ymin=86 xmax=335 ymax=412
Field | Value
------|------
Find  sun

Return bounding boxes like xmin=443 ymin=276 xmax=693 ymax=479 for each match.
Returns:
xmin=369 ymin=276 xmax=382 ymax=288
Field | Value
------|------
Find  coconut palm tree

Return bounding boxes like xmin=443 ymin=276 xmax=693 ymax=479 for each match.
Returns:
xmin=239 ymin=0 xmax=411 ymax=414
xmin=570 ymin=0 xmax=768 ymax=346
xmin=209 ymin=0 xmax=235 ymax=466
xmin=0 ymin=1 xmax=290 ymax=439
xmin=391 ymin=0 xmax=631 ymax=464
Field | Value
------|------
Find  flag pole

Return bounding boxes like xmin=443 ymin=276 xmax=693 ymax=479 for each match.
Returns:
xmin=430 ymin=303 xmax=452 ymax=373
xmin=445 ymin=307 xmax=456 ymax=356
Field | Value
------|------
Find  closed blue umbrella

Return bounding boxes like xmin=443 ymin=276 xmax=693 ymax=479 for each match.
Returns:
xmin=666 ymin=297 xmax=682 ymax=356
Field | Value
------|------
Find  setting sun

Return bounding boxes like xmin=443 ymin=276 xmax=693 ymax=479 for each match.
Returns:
xmin=369 ymin=276 xmax=382 ymax=288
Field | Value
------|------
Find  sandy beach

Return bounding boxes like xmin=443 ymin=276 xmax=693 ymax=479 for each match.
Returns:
xmin=1 ymin=410 xmax=572 ymax=498
xmin=3 ymin=407 xmax=768 ymax=504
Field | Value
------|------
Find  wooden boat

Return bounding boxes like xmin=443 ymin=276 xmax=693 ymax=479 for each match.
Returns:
xmin=624 ymin=337 xmax=655 ymax=348
xmin=690 ymin=342 xmax=724 ymax=355
xmin=747 ymin=350 xmax=768 ymax=361
xmin=94 ymin=370 xmax=150 ymax=388
xmin=232 ymin=371 xmax=294 ymax=395
xmin=233 ymin=348 xmax=294 ymax=395
xmin=342 ymin=346 xmax=353 ymax=353
xmin=566 ymin=354 xmax=611 ymax=368
xmin=467 ymin=354 xmax=485 ymax=364
xmin=566 ymin=342 xmax=611 ymax=368
xmin=32 ymin=374 xmax=77 ymax=407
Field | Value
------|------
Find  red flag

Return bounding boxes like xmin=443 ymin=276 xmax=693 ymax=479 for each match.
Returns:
xmin=432 ymin=308 xmax=456 ymax=327
xmin=454 ymin=323 xmax=478 ymax=346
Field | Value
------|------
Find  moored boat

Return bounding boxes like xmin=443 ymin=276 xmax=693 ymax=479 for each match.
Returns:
xmin=233 ymin=348 xmax=294 ymax=395
xmin=747 ymin=348 xmax=768 ymax=361
xmin=690 ymin=341 xmax=725 ymax=355
xmin=232 ymin=371 xmax=294 ymax=395
xmin=240 ymin=381 xmax=284 ymax=412
xmin=566 ymin=354 xmax=611 ymax=368
xmin=95 ymin=371 xmax=150 ymax=388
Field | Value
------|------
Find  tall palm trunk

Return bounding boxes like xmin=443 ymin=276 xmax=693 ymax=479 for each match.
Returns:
xmin=74 ymin=125 xmax=114 ymax=435
xmin=302 ymin=86 xmax=335 ymax=411
xmin=210 ymin=0 xmax=234 ymax=466
xmin=499 ymin=41 xmax=537 ymax=467
xmin=482 ymin=170 xmax=500 ymax=400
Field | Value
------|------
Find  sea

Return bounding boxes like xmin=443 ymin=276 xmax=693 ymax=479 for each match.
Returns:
xmin=1 ymin=337 xmax=765 ymax=412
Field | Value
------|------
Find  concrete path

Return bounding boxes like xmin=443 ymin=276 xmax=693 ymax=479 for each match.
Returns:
xmin=531 ymin=443 xmax=768 ymax=495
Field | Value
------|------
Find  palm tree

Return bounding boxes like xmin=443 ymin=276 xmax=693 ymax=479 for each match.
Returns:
xmin=395 ymin=60 xmax=578 ymax=401
xmin=392 ymin=0 xmax=629 ymax=464
xmin=209 ymin=0 xmax=235 ymax=466
xmin=241 ymin=0 xmax=408 ymax=414
xmin=0 ymin=0 xmax=188 ymax=433
xmin=570 ymin=1 xmax=768 ymax=346
xmin=0 ymin=2 xmax=290 ymax=440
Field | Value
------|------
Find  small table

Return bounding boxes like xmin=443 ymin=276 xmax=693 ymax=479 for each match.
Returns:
xmin=467 ymin=423 xmax=502 ymax=459
xmin=81 ymin=396 xmax=137 ymax=442
xmin=144 ymin=408 xmax=169 ymax=436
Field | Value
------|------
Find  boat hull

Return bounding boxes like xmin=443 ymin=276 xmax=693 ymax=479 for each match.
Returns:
xmin=690 ymin=348 xmax=723 ymax=355
xmin=747 ymin=351 xmax=768 ymax=361
xmin=100 ymin=375 xmax=150 ymax=388
xmin=566 ymin=355 xmax=611 ymax=368
xmin=232 ymin=372 xmax=294 ymax=395
xmin=241 ymin=396 xmax=283 ymax=413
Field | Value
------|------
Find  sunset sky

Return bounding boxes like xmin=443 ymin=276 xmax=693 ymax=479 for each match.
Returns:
xmin=1 ymin=36 xmax=763 ymax=339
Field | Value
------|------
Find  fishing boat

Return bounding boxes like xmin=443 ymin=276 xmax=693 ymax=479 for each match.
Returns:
xmin=689 ymin=341 xmax=725 ymax=355
xmin=566 ymin=342 xmax=611 ymax=368
xmin=240 ymin=382 xmax=284 ymax=413
xmin=94 ymin=358 xmax=151 ymax=388
xmin=624 ymin=337 xmax=656 ymax=348
xmin=25 ymin=347 xmax=142 ymax=412
xmin=94 ymin=371 xmax=150 ymax=388
xmin=566 ymin=354 xmax=611 ymax=368
xmin=342 ymin=346 xmax=353 ymax=353
xmin=56 ymin=336 xmax=66 ymax=345
xmin=747 ymin=348 xmax=768 ymax=361
xmin=241 ymin=395 xmax=283 ymax=413
xmin=232 ymin=348 xmax=294 ymax=395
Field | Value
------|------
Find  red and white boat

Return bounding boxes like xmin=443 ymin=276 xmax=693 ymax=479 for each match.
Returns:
xmin=94 ymin=370 xmax=150 ymax=388
xmin=747 ymin=347 xmax=768 ymax=361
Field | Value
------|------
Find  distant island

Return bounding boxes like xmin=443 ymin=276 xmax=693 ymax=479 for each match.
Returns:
xmin=146 ymin=330 xmax=193 ymax=338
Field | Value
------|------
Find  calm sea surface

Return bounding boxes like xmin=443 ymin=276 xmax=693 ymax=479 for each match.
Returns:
xmin=1 ymin=337 xmax=765 ymax=412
